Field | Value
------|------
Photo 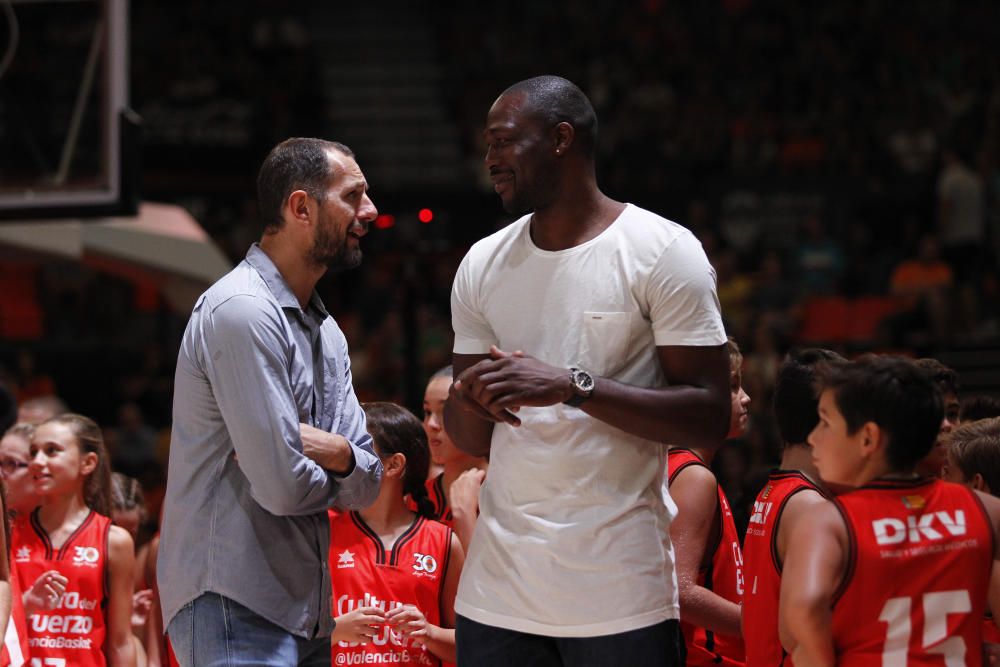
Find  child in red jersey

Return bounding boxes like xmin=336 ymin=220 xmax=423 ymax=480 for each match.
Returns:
xmin=942 ymin=417 xmax=1000 ymax=651
xmin=421 ymin=367 xmax=487 ymax=551
xmin=667 ymin=337 xmax=748 ymax=666
xmin=330 ymin=402 xmax=464 ymax=666
xmin=781 ymin=356 xmax=1000 ymax=666
xmin=742 ymin=348 xmax=842 ymax=667
xmin=12 ymin=414 xmax=136 ymax=667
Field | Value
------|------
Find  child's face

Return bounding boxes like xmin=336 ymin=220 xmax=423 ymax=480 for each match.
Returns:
xmin=941 ymin=450 xmax=971 ymax=487
xmin=0 ymin=434 xmax=37 ymax=511
xmin=423 ymin=377 xmax=464 ymax=467
xmin=809 ymin=389 xmax=867 ymax=486
xmin=30 ymin=422 xmax=94 ymax=497
xmin=726 ymin=370 xmax=751 ymax=439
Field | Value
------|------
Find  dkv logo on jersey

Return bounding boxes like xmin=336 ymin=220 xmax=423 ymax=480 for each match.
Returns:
xmin=872 ymin=510 xmax=966 ymax=545
xmin=411 ymin=552 xmax=438 ymax=579
xmin=71 ymin=546 xmax=100 ymax=568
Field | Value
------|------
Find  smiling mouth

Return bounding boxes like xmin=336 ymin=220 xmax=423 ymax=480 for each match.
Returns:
xmin=491 ymin=173 xmax=513 ymax=191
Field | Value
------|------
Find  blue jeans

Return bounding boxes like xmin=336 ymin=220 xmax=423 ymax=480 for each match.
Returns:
xmin=455 ymin=615 xmax=686 ymax=667
xmin=167 ymin=593 xmax=331 ymax=667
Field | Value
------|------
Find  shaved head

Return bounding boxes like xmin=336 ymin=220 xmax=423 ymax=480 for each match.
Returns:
xmin=500 ymin=76 xmax=598 ymax=158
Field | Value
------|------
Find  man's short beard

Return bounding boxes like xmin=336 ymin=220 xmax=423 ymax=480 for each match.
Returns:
xmin=309 ymin=223 xmax=361 ymax=272
xmin=309 ymin=241 xmax=361 ymax=273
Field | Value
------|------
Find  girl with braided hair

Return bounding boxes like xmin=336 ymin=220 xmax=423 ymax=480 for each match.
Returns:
xmin=329 ymin=402 xmax=464 ymax=666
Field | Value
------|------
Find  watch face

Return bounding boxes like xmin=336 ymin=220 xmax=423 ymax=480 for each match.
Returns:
xmin=573 ymin=369 xmax=595 ymax=392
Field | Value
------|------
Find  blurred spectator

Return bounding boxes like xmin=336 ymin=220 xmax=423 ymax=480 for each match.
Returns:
xmin=937 ymin=147 xmax=986 ymax=282
xmin=14 ymin=350 xmax=55 ymax=402
xmin=794 ymin=214 xmax=845 ymax=294
xmin=886 ymin=234 xmax=954 ymax=345
xmin=962 ymin=395 xmax=1000 ymax=422
xmin=107 ymin=402 xmax=159 ymax=479
xmin=17 ymin=394 xmax=68 ymax=425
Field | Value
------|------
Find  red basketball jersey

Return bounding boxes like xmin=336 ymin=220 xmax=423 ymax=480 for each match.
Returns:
xmin=11 ymin=509 xmax=111 ymax=667
xmin=832 ymin=479 xmax=993 ymax=666
xmin=742 ymin=470 xmax=823 ymax=667
xmin=329 ymin=510 xmax=453 ymax=667
xmin=985 ymin=616 xmax=1000 ymax=644
xmin=668 ymin=448 xmax=746 ymax=666
xmin=1 ymin=564 xmax=30 ymax=667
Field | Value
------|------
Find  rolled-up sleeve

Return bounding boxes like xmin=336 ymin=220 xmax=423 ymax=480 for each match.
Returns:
xmin=327 ymin=331 xmax=382 ymax=509
xmin=203 ymin=294 xmax=338 ymax=516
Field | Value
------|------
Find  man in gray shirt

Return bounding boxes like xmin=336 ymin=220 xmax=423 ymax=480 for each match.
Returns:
xmin=158 ymin=138 xmax=383 ymax=666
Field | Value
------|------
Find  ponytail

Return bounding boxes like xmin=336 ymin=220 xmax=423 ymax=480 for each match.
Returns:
xmin=361 ymin=402 xmax=434 ymax=519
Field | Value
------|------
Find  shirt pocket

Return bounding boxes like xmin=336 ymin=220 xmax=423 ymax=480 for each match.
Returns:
xmin=577 ymin=311 xmax=633 ymax=376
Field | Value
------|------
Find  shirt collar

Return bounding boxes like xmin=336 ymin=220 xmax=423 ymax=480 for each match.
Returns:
xmin=244 ymin=243 xmax=330 ymax=319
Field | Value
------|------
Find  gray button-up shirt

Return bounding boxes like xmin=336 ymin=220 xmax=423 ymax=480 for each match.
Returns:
xmin=158 ymin=244 xmax=382 ymax=638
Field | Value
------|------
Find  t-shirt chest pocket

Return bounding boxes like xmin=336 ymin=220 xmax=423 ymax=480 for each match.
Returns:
xmin=576 ymin=311 xmax=633 ymax=376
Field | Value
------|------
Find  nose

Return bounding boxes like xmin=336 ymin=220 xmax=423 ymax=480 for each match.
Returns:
xmin=741 ymin=389 xmax=751 ymax=408
xmin=29 ymin=450 xmax=45 ymax=471
xmin=426 ymin=413 xmax=441 ymax=431
xmin=357 ymin=194 xmax=377 ymax=228
xmin=485 ymin=144 xmax=499 ymax=169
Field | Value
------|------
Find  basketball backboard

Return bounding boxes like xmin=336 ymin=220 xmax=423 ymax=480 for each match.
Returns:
xmin=0 ymin=0 xmax=136 ymax=219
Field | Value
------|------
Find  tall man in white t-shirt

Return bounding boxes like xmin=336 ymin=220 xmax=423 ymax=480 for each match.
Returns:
xmin=445 ymin=75 xmax=731 ymax=666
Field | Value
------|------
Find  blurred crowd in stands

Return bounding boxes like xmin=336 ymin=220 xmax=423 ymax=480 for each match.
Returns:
xmin=2 ymin=0 xmax=999 ymax=534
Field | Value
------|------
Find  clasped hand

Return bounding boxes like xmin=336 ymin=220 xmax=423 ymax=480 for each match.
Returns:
xmin=300 ymin=423 xmax=353 ymax=474
xmin=450 ymin=345 xmax=572 ymax=426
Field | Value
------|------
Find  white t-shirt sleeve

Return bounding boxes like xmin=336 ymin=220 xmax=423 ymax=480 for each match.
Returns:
xmin=647 ymin=232 xmax=727 ymax=346
xmin=451 ymin=250 xmax=499 ymax=354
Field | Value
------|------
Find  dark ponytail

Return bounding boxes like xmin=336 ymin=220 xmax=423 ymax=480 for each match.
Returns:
xmin=362 ymin=402 xmax=435 ymax=519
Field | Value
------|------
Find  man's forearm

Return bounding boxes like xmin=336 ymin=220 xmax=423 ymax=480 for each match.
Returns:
xmin=443 ymin=400 xmax=494 ymax=457
xmin=578 ymin=378 xmax=730 ymax=446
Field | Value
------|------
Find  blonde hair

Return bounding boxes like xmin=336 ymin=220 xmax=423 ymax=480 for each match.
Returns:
xmin=726 ymin=337 xmax=743 ymax=375
xmin=947 ymin=417 xmax=1000 ymax=493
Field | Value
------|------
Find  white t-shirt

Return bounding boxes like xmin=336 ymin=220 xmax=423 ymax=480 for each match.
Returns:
xmin=451 ymin=203 xmax=727 ymax=637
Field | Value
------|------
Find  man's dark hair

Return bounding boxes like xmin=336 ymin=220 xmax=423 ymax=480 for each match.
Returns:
xmin=256 ymin=138 xmax=354 ymax=233
xmin=961 ymin=395 xmax=1000 ymax=422
xmin=914 ymin=357 xmax=959 ymax=397
xmin=773 ymin=348 xmax=845 ymax=445
xmin=502 ymin=76 xmax=598 ymax=158
xmin=947 ymin=417 xmax=1000 ymax=493
xmin=815 ymin=355 xmax=944 ymax=471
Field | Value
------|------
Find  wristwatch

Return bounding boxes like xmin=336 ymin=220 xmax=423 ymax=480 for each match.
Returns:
xmin=564 ymin=367 xmax=595 ymax=407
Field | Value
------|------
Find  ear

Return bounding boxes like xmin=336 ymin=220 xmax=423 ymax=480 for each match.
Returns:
xmin=286 ymin=190 xmax=314 ymax=226
xmin=79 ymin=451 xmax=99 ymax=477
xmin=384 ymin=452 xmax=407 ymax=479
xmin=971 ymin=473 xmax=990 ymax=494
xmin=859 ymin=421 xmax=883 ymax=459
xmin=553 ymin=121 xmax=575 ymax=156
